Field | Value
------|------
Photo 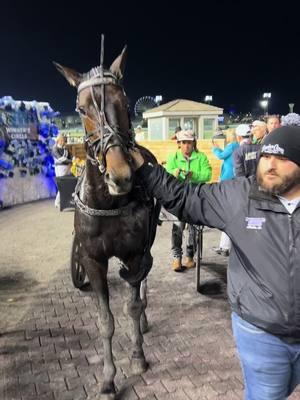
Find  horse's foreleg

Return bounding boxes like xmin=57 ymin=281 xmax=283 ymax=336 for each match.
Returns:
xmin=126 ymin=282 xmax=148 ymax=375
xmin=140 ymin=279 xmax=148 ymax=334
xmin=84 ymin=257 xmax=116 ymax=399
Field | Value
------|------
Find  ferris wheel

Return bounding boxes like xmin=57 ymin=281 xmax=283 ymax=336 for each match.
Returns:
xmin=134 ymin=96 xmax=157 ymax=117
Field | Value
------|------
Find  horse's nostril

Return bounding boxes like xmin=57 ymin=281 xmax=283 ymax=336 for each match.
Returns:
xmin=105 ymin=172 xmax=110 ymax=181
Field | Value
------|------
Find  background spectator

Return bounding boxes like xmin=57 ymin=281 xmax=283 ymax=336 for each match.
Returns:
xmin=234 ymin=122 xmax=267 ymax=177
xmin=266 ymin=114 xmax=281 ymax=134
xmin=52 ymin=134 xmax=72 ymax=207
xmin=212 ymin=129 xmax=239 ymax=256
xmin=165 ymin=129 xmax=212 ymax=271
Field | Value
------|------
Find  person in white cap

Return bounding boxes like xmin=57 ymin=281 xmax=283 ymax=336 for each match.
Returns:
xmin=165 ymin=129 xmax=212 ymax=271
xmin=233 ymin=122 xmax=267 ymax=177
xmin=251 ymin=120 xmax=267 ymax=144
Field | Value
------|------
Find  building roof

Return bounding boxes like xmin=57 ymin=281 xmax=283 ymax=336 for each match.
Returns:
xmin=144 ymin=99 xmax=223 ymax=114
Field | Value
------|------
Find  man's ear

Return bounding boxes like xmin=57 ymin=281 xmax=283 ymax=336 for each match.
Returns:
xmin=53 ymin=62 xmax=82 ymax=87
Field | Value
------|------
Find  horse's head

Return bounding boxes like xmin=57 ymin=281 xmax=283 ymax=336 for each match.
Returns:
xmin=54 ymin=45 xmax=134 ymax=196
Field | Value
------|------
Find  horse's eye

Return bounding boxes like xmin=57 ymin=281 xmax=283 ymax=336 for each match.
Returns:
xmin=76 ymin=106 xmax=87 ymax=116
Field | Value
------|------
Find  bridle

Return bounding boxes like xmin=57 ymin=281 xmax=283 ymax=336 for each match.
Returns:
xmin=76 ymin=35 xmax=134 ymax=174
xmin=73 ymin=35 xmax=136 ymax=217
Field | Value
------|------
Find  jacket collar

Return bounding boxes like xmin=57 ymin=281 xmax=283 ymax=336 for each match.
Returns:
xmin=248 ymin=178 xmax=298 ymax=212
xmin=249 ymin=178 xmax=278 ymax=203
xmin=176 ymin=149 xmax=197 ymax=161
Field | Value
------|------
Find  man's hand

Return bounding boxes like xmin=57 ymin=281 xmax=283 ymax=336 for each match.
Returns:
xmin=129 ymin=148 xmax=145 ymax=170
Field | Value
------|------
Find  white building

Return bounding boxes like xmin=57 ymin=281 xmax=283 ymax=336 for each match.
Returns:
xmin=143 ymin=99 xmax=223 ymax=140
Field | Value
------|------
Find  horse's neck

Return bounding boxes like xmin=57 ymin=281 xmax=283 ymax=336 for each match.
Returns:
xmin=81 ymin=160 xmax=130 ymax=210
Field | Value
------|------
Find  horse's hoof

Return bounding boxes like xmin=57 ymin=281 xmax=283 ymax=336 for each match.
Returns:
xmin=100 ymin=382 xmax=116 ymax=400
xmin=140 ymin=313 xmax=149 ymax=334
xmin=131 ymin=357 xmax=148 ymax=375
xmin=100 ymin=394 xmax=115 ymax=400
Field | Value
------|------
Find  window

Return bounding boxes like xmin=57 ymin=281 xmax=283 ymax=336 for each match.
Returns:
xmin=183 ymin=118 xmax=194 ymax=131
xmin=149 ymin=118 xmax=163 ymax=140
xmin=203 ymin=118 xmax=214 ymax=139
xmin=168 ymin=118 xmax=181 ymax=138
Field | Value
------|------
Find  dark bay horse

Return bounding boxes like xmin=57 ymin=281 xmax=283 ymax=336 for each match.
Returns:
xmin=54 ymin=41 xmax=160 ymax=399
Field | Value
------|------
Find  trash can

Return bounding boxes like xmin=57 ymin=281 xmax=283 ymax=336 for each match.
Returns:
xmin=55 ymin=175 xmax=78 ymax=211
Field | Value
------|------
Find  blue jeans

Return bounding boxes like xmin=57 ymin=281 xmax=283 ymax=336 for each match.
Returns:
xmin=232 ymin=312 xmax=300 ymax=400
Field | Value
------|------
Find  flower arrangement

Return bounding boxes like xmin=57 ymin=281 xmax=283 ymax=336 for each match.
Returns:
xmin=281 ymin=113 xmax=300 ymax=127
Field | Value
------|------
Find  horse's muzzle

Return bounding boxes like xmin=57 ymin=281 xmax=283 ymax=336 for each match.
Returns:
xmin=105 ymin=170 xmax=133 ymax=195
xmin=104 ymin=146 xmax=133 ymax=195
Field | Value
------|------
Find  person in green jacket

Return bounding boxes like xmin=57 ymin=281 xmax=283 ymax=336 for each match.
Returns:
xmin=165 ymin=129 xmax=212 ymax=271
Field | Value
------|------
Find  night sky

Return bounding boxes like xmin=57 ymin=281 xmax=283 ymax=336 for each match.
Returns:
xmin=2 ymin=1 xmax=300 ymax=115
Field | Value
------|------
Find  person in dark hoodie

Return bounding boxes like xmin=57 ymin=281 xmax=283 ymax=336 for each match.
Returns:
xmin=130 ymin=126 xmax=300 ymax=400
xmin=234 ymin=121 xmax=267 ymax=177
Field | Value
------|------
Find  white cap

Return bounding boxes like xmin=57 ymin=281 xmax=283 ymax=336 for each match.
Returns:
xmin=235 ymin=124 xmax=251 ymax=137
xmin=251 ymin=120 xmax=267 ymax=128
xmin=176 ymin=129 xmax=195 ymax=141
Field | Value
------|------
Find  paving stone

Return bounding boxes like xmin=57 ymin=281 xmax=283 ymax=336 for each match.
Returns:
xmin=53 ymin=386 xmax=87 ymax=400
xmin=22 ymin=393 xmax=55 ymax=400
xmin=184 ymin=383 xmax=218 ymax=400
xmin=157 ymin=389 xmax=191 ymax=400
xmin=161 ymin=376 xmax=195 ymax=393
xmin=134 ymin=381 xmax=168 ymax=399
xmin=86 ymin=354 xmax=102 ymax=365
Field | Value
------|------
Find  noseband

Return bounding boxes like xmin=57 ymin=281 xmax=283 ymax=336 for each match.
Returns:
xmin=76 ymin=36 xmax=134 ymax=173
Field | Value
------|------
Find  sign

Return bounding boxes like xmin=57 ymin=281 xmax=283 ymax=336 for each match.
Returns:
xmin=6 ymin=123 xmax=39 ymax=140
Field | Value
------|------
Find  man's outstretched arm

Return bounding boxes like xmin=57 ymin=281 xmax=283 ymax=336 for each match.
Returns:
xmin=130 ymin=149 xmax=230 ymax=230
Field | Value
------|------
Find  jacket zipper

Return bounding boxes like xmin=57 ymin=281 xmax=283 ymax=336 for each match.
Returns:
xmin=288 ymin=214 xmax=295 ymax=333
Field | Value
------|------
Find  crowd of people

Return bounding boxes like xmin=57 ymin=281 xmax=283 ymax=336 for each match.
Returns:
xmin=129 ymin=113 xmax=300 ymax=400
xmin=163 ymin=114 xmax=282 ymax=266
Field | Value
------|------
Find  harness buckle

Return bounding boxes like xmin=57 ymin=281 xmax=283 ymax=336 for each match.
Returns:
xmin=99 ymin=164 xmax=106 ymax=173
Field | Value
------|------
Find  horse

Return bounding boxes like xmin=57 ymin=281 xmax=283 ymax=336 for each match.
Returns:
xmin=54 ymin=39 xmax=160 ymax=399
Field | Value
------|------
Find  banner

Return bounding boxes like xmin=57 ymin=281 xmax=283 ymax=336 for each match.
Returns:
xmin=6 ymin=123 xmax=39 ymax=140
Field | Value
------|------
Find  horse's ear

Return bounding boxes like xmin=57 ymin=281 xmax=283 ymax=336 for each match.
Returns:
xmin=109 ymin=46 xmax=127 ymax=80
xmin=53 ymin=62 xmax=82 ymax=87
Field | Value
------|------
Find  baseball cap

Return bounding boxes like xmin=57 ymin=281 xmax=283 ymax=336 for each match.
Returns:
xmin=260 ymin=126 xmax=300 ymax=166
xmin=176 ymin=129 xmax=195 ymax=141
xmin=251 ymin=120 xmax=267 ymax=128
xmin=235 ymin=124 xmax=251 ymax=137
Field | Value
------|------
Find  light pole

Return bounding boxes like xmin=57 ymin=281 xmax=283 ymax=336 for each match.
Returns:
xmin=262 ymin=93 xmax=271 ymax=115
xmin=204 ymin=95 xmax=213 ymax=105
xmin=260 ymin=100 xmax=268 ymax=116
xmin=155 ymin=95 xmax=162 ymax=106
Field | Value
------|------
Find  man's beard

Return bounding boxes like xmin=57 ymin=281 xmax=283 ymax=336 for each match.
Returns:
xmin=257 ymin=166 xmax=300 ymax=196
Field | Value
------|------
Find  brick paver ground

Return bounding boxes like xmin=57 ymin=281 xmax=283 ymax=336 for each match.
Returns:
xmin=1 ymin=200 xmax=300 ymax=399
